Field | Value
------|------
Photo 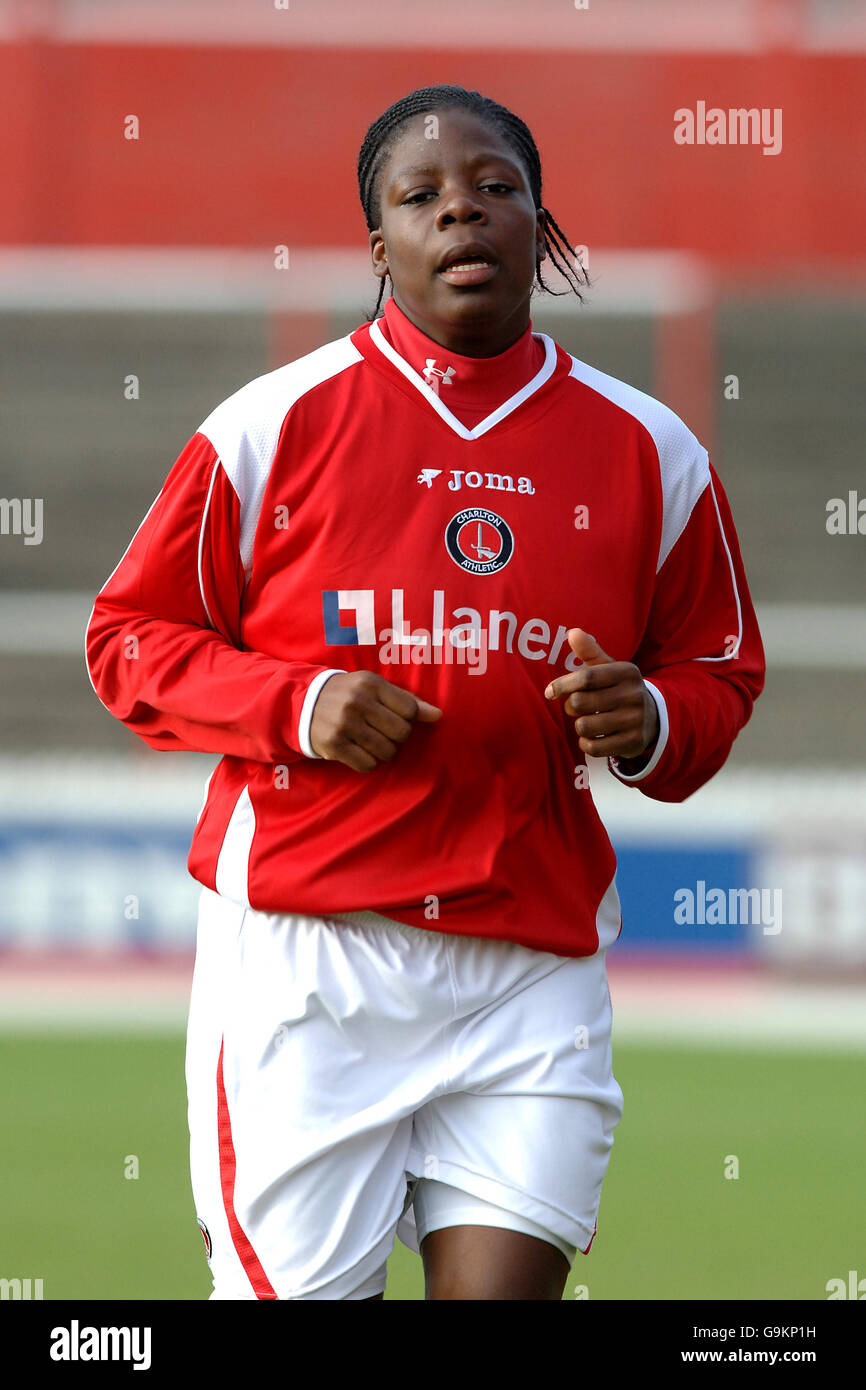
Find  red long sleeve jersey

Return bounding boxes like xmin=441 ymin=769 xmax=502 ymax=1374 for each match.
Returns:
xmin=85 ymin=315 xmax=765 ymax=958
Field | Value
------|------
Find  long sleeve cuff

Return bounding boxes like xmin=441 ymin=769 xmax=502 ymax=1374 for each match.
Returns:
xmin=297 ymin=668 xmax=348 ymax=758
xmin=608 ymin=679 xmax=670 ymax=783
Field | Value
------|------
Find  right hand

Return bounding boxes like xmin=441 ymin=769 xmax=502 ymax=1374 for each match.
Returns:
xmin=309 ymin=671 xmax=443 ymax=772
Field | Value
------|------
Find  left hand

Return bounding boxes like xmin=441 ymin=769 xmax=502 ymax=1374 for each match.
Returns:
xmin=544 ymin=628 xmax=659 ymax=760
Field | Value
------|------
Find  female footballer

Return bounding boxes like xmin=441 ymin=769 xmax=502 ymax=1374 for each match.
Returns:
xmin=86 ymin=85 xmax=765 ymax=1300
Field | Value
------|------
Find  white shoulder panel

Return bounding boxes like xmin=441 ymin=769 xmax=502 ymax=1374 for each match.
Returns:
xmin=198 ymin=334 xmax=364 ymax=576
xmin=567 ymin=355 xmax=710 ymax=573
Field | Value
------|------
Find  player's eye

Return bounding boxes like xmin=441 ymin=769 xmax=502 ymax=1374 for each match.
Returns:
xmin=401 ymin=182 xmax=512 ymax=205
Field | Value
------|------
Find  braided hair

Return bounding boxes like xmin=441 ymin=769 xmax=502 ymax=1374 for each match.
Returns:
xmin=357 ymin=84 xmax=590 ymax=321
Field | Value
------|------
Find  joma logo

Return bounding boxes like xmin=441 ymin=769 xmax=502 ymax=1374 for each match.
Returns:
xmin=416 ymin=469 xmax=535 ymax=495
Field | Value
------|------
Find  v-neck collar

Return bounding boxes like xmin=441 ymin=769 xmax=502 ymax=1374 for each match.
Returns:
xmin=367 ymin=318 xmax=559 ymax=441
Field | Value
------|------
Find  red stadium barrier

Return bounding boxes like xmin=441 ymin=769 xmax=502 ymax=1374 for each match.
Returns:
xmin=1 ymin=39 xmax=865 ymax=269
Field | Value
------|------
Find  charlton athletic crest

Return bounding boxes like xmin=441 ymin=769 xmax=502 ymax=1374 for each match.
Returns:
xmin=445 ymin=508 xmax=514 ymax=575
xmin=197 ymin=1217 xmax=213 ymax=1261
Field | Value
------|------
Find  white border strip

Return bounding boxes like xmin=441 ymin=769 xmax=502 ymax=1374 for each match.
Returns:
xmin=1 ymin=754 xmax=865 ymax=841
xmin=0 ymin=248 xmax=713 ymax=316
xmin=694 ymin=472 xmax=743 ymax=662
xmin=196 ymin=456 xmax=222 ymax=629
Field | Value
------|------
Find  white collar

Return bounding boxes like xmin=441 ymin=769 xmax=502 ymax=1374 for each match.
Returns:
xmin=368 ymin=319 xmax=558 ymax=441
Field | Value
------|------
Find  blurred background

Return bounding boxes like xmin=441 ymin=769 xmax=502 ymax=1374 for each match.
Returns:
xmin=0 ymin=0 xmax=864 ymax=1301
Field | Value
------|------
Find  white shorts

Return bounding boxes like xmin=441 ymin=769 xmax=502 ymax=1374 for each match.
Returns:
xmin=185 ymin=886 xmax=623 ymax=1300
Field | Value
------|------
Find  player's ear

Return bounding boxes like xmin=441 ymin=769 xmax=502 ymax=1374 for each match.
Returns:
xmin=369 ymin=229 xmax=388 ymax=279
xmin=535 ymin=207 xmax=547 ymax=264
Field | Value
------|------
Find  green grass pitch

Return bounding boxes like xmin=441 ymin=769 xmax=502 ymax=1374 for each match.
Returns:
xmin=0 ymin=1034 xmax=860 ymax=1301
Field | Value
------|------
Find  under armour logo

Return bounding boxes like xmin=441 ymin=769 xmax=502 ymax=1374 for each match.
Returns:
xmin=422 ymin=360 xmax=455 ymax=394
xmin=417 ymin=468 xmax=442 ymax=488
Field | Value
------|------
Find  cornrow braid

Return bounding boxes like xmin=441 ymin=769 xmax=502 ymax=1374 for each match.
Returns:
xmin=356 ymin=84 xmax=590 ymax=321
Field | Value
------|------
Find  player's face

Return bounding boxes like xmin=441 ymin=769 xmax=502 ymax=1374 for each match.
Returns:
xmin=369 ymin=109 xmax=546 ymax=357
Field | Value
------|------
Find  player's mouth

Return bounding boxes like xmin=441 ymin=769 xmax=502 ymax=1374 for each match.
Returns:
xmin=437 ymin=243 xmax=498 ymax=286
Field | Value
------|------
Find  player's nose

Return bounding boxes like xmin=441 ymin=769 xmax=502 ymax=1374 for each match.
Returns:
xmin=436 ymin=194 xmax=486 ymax=228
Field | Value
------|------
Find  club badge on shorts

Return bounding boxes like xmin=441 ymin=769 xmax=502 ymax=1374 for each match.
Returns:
xmin=445 ymin=508 xmax=514 ymax=575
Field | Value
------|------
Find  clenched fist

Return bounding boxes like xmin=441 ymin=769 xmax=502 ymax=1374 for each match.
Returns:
xmin=309 ymin=670 xmax=443 ymax=773
xmin=544 ymin=628 xmax=659 ymax=762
